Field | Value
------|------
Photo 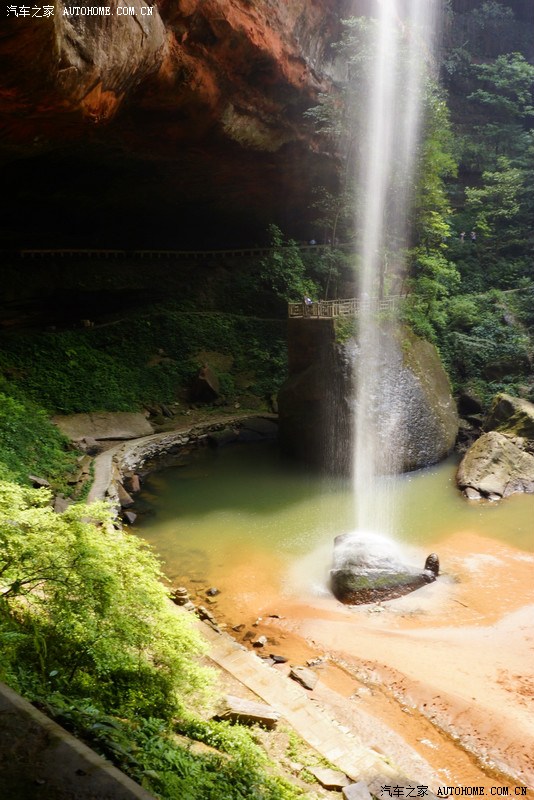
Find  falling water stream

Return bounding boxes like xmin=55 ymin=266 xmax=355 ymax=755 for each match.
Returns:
xmin=354 ymin=0 xmax=441 ymax=537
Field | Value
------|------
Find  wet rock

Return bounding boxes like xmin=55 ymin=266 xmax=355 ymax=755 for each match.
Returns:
xmin=239 ymin=417 xmax=278 ymax=441
xmin=124 ymin=473 xmax=141 ymax=494
xmin=308 ymin=767 xmax=350 ymax=790
xmin=289 ymin=666 xmax=318 ymax=690
xmin=232 ymin=624 xmax=246 ymax=632
xmin=122 ymin=510 xmax=137 ymax=525
xmin=278 ymin=324 xmax=458 ymax=474
xmin=252 ymin=635 xmax=268 ymax=648
xmin=457 ymin=430 xmax=534 ymax=499
xmin=330 ymin=532 xmax=439 ymax=605
xmin=214 ymin=695 xmax=279 ymax=730
xmin=464 ymin=486 xmax=482 ymax=500
xmin=207 ymin=428 xmax=239 ymax=447
xmin=117 ymin=483 xmax=135 ymax=509
xmin=270 ymin=654 xmax=288 ymax=663
xmin=206 ymin=587 xmax=220 ymax=596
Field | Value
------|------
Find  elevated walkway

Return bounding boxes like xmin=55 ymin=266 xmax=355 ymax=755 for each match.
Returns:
xmin=288 ymin=296 xmax=402 ymax=319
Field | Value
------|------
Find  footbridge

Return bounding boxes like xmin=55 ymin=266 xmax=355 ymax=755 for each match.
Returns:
xmin=288 ymin=296 xmax=402 ymax=319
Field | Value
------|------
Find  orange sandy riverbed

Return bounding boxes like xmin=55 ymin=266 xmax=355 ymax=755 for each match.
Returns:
xmin=187 ymin=529 xmax=534 ymax=792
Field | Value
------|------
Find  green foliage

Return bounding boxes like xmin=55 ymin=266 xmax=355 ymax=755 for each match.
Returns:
xmin=0 ymin=480 xmax=311 ymax=799
xmin=403 ymin=84 xmax=460 ymax=340
xmin=469 ymin=53 xmax=534 ymax=122
xmin=448 ymin=43 xmax=534 ymax=293
xmin=437 ymin=290 xmax=533 ymax=401
xmin=0 ymin=483 xmax=212 ymax=716
xmin=0 ymin=389 xmax=76 ymax=488
xmin=259 ymin=225 xmax=319 ymax=303
xmin=0 ymin=308 xmax=287 ymax=413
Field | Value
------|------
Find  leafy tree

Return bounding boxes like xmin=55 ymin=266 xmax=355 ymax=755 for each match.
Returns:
xmin=0 ymin=482 xmax=211 ymax=716
xmin=402 ymin=84 xmax=460 ymax=339
xmin=450 ymin=47 xmax=534 ymax=291
xmin=259 ymin=224 xmax=319 ymax=302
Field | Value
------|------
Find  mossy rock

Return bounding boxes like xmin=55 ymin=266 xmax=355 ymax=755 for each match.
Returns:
xmin=484 ymin=393 xmax=534 ymax=440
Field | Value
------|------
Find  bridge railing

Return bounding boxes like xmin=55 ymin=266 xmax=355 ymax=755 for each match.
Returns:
xmin=288 ymin=296 xmax=402 ymax=318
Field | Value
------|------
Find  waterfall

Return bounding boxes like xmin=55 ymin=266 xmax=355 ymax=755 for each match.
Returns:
xmin=353 ymin=0 xmax=441 ymax=536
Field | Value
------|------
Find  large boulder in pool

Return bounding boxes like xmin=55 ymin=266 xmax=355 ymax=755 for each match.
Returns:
xmin=456 ymin=430 xmax=534 ymax=500
xmin=330 ymin=532 xmax=439 ymax=605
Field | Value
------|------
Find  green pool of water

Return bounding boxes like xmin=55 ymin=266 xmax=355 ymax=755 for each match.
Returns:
xmin=132 ymin=441 xmax=534 ymax=596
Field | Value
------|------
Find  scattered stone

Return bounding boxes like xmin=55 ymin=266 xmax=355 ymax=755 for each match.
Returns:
xmin=172 ymin=587 xmax=191 ymax=606
xmin=252 ymin=635 xmax=268 ymax=648
xmin=124 ymin=473 xmax=141 ymax=494
xmin=214 ymin=695 xmax=279 ymax=730
xmin=28 ymin=475 xmax=51 ymax=488
xmin=232 ymin=624 xmax=245 ymax=632
xmin=308 ymin=766 xmax=351 ymax=790
xmin=206 ymin=587 xmax=220 ymax=596
xmin=122 ymin=510 xmax=137 ymax=525
xmin=117 ymin=483 xmax=135 ymax=509
xmin=196 ymin=605 xmax=216 ymax=623
xmin=306 ymin=656 xmax=327 ymax=667
xmin=343 ymin=781 xmax=373 ymax=800
xmin=243 ymin=631 xmax=255 ymax=642
xmin=252 ymin=617 xmax=262 ymax=627
xmin=289 ymin=666 xmax=318 ymax=691
xmin=270 ymin=654 xmax=288 ymax=664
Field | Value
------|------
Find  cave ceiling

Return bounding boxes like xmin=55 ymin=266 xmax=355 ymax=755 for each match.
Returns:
xmin=0 ymin=0 xmax=355 ymax=249
xmin=1 ymin=0 xmax=530 ymax=250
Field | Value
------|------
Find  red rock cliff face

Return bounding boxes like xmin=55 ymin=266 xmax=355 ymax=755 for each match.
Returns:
xmin=1 ymin=0 xmax=353 ymax=247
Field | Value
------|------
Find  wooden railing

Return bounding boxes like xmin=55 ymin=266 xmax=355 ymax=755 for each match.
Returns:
xmin=288 ymin=296 xmax=402 ymax=319
xmin=15 ymin=243 xmax=353 ymax=261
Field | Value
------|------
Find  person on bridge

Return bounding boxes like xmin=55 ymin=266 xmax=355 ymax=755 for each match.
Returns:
xmin=303 ymin=295 xmax=313 ymax=316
